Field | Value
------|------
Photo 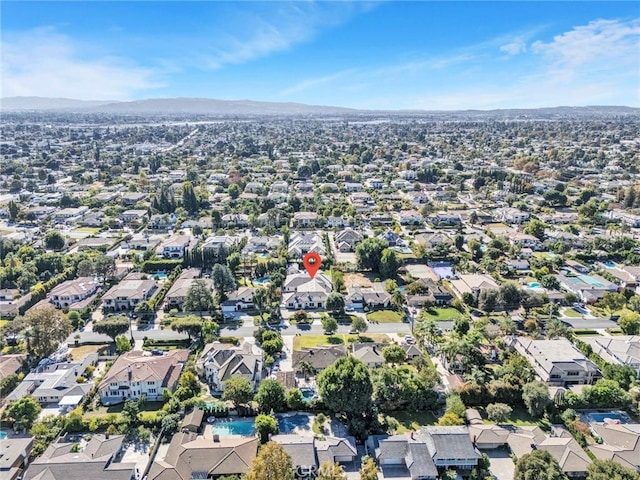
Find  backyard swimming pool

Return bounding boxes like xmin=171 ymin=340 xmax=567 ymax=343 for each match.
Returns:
xmin=0 ymin=431 xmax=7 ymax=440
xmin=587 ymin=412 xmax=629 ymax=424
xmin=253 ymin=276 xmax=271 ymax=285
xmin=278 ymin=414 xmax=312 ymax=433
xmin=212 ymin=418 xmax=256 ymax=436
xmin=300 ymin=388 xmax=317 ymax=403
xmin=528 ymin=282 xmax=541 ymax=289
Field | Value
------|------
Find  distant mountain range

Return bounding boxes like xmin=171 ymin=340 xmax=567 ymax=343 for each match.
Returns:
xmin=1 ymin=96 xmax=638 ymax=116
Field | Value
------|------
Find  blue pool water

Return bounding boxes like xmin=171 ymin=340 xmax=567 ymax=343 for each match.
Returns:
xmin=154 ymin=273 xmax=168 ymax=280
xmin=278 ymin=414 xmax=311 ymax=433
xmin=212 ymin=419 xmax=256 ymax=436
xmin=253 ymin=276 xmax=271 ymax=285
xmin=0 ymin=431 xmax=7 ymax=440
xmin=528 ymin=282 xmax=541 ymax=288
xmin=300 ymin=388 xmax=317 ymax=403
xmin=587 ymin=412 xmax=628 ymax=423
xmin=602 ymin=261 xmax=616 ymax=268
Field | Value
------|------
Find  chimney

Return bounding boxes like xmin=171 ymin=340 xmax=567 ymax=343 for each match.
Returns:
xmin=127 ymin=365 xmax=132 ymax=380
xmin=410 ymin=431 xmax=414 ymax=440
xmin=213 ymin=434 xmax=220 ymax=443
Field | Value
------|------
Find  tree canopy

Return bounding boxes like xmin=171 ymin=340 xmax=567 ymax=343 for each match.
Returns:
xmin=317 ymin=356 xmax=373 ymax=418
xmin=255 ymin=379 xmax=286 ymax=414
xmin=222 ymin=376 xmax=254 ymax=409
xmin=514 ymin=450 xmax=567 ymax=480
xmin=22 ymin=305 xmax=73 ymax=359
xmin=245 ymin=441 xmax=294 ymax=480
xmin=93 ymin=316 xmax=130 ymax=342
xmin=183 ymin=279 xmax=215 ymax=312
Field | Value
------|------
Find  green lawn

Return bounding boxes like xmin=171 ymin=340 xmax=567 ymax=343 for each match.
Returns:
xmin=390 ymin=410 xmax=438 ymax=433
xmin=421 ymin=307 xmax=465 ymax=321
xmin=0 ymin=320 xmax=8 ymax=329
xmin=562 ymin=308 xmax=583 ymax=318
xmin=293 ymin=333 xmax=391 ymax=350
xmin=88 ymin=401 xmax=165 ymax=416
xmin=73 ymin=227 xmax=102 ymax=234
xmin=366 ymin=310 xmax=404 ymax=323
xmin=479 ymin=406 xmax=551 ymax=429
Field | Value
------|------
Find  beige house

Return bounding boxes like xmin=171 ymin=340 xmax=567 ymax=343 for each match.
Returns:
xmin=195 ymin=341 xmax=263 ymax=393
xmin=102 ymin=273 xmax=158 ymax=312
xmin=98 ymin=349 xmax=188 ymax=405
xmin=147 ymin=432 xmax=258 ymax=480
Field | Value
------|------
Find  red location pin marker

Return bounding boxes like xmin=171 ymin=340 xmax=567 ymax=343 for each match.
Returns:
xmin=302 ymin=252 xmax=322 ymax=279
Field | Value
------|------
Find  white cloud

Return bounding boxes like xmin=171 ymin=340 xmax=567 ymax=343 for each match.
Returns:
xmin=280 ymin=69 xmax=357 ymax=96
xmin=196 ymin=3 xmax=370 ymax=70
xmin=1 ymin=28 xmax=162 ymax=100
xmin=500 ymin=39 xmax=527 ymax=56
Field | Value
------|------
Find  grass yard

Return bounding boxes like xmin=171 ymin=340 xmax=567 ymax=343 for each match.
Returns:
xmin=366 ymin=310 xmax=404 ymax=323
xmin=389 ymin=410 xmax=438 ymax=433
xmin=562 ymin=308 xmax=583 ymax=318
xmin=480 ymin=406 xmax=551 ymax=429
xmin=88 ymin=401 xmax=165 ymax=416
xmin=73 ymin=227 xmax=102 ymax=234
xmin=70 ymin=344 xmax=107 ymax=361
xmin=0 ymin=320 xmax=8 ymax=329
xmin=293 ymin=333 xmax=391 ymax=350
xmin=606 ymin=327 xmax=624 ymax=336
xmin=421 ymin=307 xmax=465 ymax=321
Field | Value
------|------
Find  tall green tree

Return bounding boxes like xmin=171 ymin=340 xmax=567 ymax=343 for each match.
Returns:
xmin=522 ymin=380 xmax=551 ymax=417
xmin=355 ymin=238 xmax=387 ymax=272
xmin=245 ymin=441 xmax=294 ymax=480
xmin=514 ymin=450 xmax=567 ymax=480
xmin=379 ymin=248 xmax=401 ymax=279
xmin=317 ymin=356 xmax=373 ymax=418
xmin=7 ymin=396 xmax=41 ymax=430
xmin=22 ymin=305 xmax=73 ymax=359
xmin=183 ymin=279 xmax=215 ymax=312
xmin=170 ymin=316 xmax=203 ymax=340
xmin=255 ymin=379 xmax=286 ymax=413
xmin=317 ymin=462 xmax=347 ymax=480
xmin=211 ymin=263 xmax=237 ymax=302
xmin=44 ymin=231 xmax=66 ymax=251
xmin=325 ymin=292 xmax=345 ymax=314
xmin=181 ymin=181 xmax=199 ymax=214
xmin=587 ymin=459 xmax=640 ymax=480
xmin=255 ymin=414 xmax=279 ymax=444
xmin=222 ymin=376 xmax=254 ymax=409
xmin=321 ymin=316 xmax=338 ymax=334
xmin=93 ymin=316 xmax=130 ymax=343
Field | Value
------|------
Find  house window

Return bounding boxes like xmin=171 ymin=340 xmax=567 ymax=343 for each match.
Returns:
xmin=149 ymin=388 xmax=156 ymax=393
xmin=567 ymin=371 xmax=580 ymax=376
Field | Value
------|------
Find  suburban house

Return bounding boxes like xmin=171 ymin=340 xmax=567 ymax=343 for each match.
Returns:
xmin=49 ymin=276 xmax=100 ymax=309
xmin=507 ymin=231 xmax=543 ymax=250
xmin=345 ymin=284 xmax=391 ymax=310
xmin=119 ymin=209 xmax=148 ymax=225
xmin=148 ymin=213 xmax=177 ymax=231
xmin=161 ymin=234 xmax=191 ymax=259
xmin=23 ymin=434 xmax=135 ymax=480
xmin=98 ymin=349 xmax=189 ymax=405
xmin=0 ymin=436 xmax=33 ymax=480
xmin=147 ymin=431 xmax=259 ymax=480
xmin=164 ymin=268 xmax=209 ymax=311
xmin=589 ymin=422 xmax=640 ymax=472
xmin=429 ymin=212 xmax=462 ymax=226
xmin=335 ymin=228 xmax=363 ymax=252
xmin=507 ymin=425 xmax=591 ymax=478
xmin=0 ymin=354 xmax=26 ymax=380
xmin=181 ymin=408 xmax=205 ymax=434
xmin=449 ymin=274 xmax=499 ymax=299
xmin=292 ymin=346 xmax=347 ymax=376
xmin=272 ymin=435 xmax=357 ymax=479
xmin=495 ymin=207 xmax=530 ymax=224
xmin=282 ymin=272 xmax=332 ymax=310
xmin=585 ymin=336 xmax=640 ymax=378
xmin=288 ymin=231 xmax=326 ymax=258
xmin=326 ymin=216 xmax=350 ymax=228
xmin=221 ymin=287 xmax=256 ymax=314
xmin=352 ymin=343 xmax=385 ymax=368
xmin=6 ymin=354 xmax=97 ymax=408
xmin=370 ymin=426 xmax=480 ymax=479
xmin=291 ymin=211 xmax=321 ymax=228
xmin=102 ymin=273 xmax=158 ymax=312
xmin=195 ymin=342 xmax=264 ymax=393
xmin=221 ymin=213 xmax=249 ymax=228
xmin=556 ymin=274 xmax=618 ymax=303
xmin=512 ymin=338 xmax=602 ymax=386
xmin=378 ymin=230 xmax=407 ymax=248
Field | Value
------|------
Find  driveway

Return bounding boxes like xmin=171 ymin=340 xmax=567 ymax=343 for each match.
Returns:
xmin=487 ymin=448 xmax=515 ymax=480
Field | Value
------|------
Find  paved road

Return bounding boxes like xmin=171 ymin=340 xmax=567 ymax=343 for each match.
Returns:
xmin=220 ymin=321 xmax=414 ymax=338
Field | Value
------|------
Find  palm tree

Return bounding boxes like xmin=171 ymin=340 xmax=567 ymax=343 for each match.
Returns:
xmin=298 ymin=361 xmax=315 ymax=382
xmin=391 ymin=289 xmax=405 ymax=311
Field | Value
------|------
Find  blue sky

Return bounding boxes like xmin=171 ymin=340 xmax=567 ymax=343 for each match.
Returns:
xmin=1 ymin=1 xmax=639 ymax=109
